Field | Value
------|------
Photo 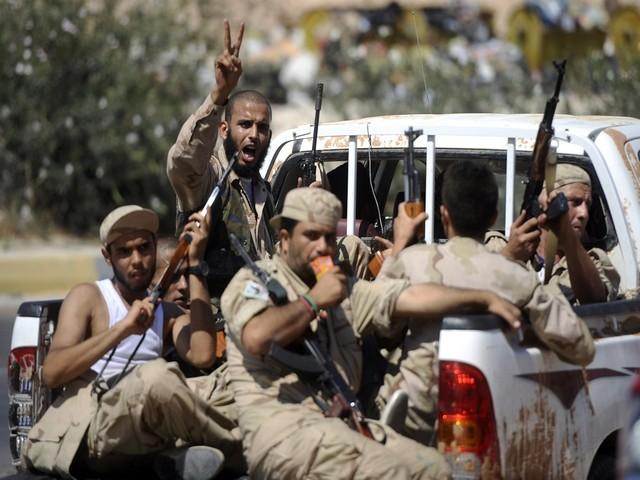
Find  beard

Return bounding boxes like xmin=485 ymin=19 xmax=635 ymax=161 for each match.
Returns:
xmin=223 ymin=135 xmax=269 ymax=178
xmin=113 ymin=265 xmax=154 ymax=295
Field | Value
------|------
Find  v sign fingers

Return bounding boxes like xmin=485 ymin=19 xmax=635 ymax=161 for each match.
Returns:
xmin=232 ymin=22 xmax=245 ymax=57
xmin=223 ymin=19 xmax=231 ymax=54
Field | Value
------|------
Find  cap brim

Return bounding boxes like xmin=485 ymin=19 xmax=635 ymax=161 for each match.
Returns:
xmin=105 ymin=209 xmax=158 ymax=245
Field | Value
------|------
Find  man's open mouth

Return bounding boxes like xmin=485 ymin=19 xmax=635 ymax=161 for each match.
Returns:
xmin=242 ymin=145 xmax=257 ymax=162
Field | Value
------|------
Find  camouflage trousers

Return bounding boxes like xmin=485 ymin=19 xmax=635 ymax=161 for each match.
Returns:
xmin=244 ymin=407 xmax=451 ymax=479
xmin=375 ymin=341 xmax=439 ymax=446
xmin=83 ymin=359 xmax=244 ymax=475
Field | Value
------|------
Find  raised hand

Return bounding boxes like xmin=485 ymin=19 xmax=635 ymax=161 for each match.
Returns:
xmin=502 ymin=210 xmax=542 ymax=262
xmin=391 ymin=201 xmax=428 ymax=255
xmin=183 ymin=209 xmax=212 ymax=265
xmin=212 ymin=19 xmax=245 ymax=105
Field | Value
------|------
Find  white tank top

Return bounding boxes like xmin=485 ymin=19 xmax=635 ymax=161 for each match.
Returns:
xmin=90 ymin=279 xmax=164 ymax=380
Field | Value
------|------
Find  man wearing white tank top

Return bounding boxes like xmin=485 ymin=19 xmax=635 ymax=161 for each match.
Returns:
xmin=23 ymin=205 xmax=243 ymax=480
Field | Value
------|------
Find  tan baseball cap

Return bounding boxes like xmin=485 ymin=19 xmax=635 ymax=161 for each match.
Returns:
xmin=551 ymin=164 xmax=591 ymax=190
xmin=270 ymin=187 xmax=342 ymax=231
xmin=99 ymin=205 xmax=159 ymax=246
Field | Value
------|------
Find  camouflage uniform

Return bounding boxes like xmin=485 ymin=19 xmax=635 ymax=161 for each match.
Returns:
xmin=167 ymin=94 xmax=276 ymax=296
xmin=220 ymin=188 xmax=451 ymax=480
xmin=23 ymin=360 xmax=243 ymax=478
xmin=485 ymin=230 xmax=620 ymax=303
xmin=486 ymin=163 xmax=620 ymax=303
xmin=375 ymin=237 xmax=595 ymax=445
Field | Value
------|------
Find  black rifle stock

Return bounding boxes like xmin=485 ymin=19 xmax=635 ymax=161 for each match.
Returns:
xmin=302 ymin=83 xmax=324 ymax=186
xmin=520 ymin=60 xmax=568 ymax=221
xmin=231 ymin=237 xmax=372 ymax=438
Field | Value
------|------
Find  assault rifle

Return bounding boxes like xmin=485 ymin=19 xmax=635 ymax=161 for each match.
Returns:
xmin=231 ymin=235 xmax=373 ymax=438
xmin=520 ymin=60 xmax=568 ymax=224
xmin=151 ymin=153 xmax=239 ymax=303
xmin=301 ymin=83 xmax=324 ymax=186
xmin=367 ymin=127 xmax=425 ymax=278
xmin=403 ymin=126 xmax=425 ymax=232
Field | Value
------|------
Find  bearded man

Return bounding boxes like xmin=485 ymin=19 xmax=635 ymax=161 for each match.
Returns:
xmin=167 ymin=20 xmax=276 ymax=298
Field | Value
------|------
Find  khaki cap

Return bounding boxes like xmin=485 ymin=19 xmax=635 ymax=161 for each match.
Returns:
xmin=270 ymin=188 xmax=342 ymax=230
xmin=99 ymin=205 xmax=159 ymax=246
xmin=550 ymin=164 xmax=591 ymax=190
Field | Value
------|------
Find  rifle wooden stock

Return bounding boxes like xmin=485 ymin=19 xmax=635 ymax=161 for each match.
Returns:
xmin=150 ymin=234 xmax=192 ymax=303
xmin=405 ymin=200 xmax=425 ymax=239
xmin=367 ymin=251 xmax=385 ymax=278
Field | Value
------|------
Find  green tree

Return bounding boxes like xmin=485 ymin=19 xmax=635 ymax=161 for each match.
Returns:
xmin=0 ymin=0 xmax=209 ymax=236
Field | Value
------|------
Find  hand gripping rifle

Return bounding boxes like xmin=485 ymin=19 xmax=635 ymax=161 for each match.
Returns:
xmin=520 ymin=61 xmax=568 ymax=226
xmin=150 ymin=152 xmax=239 ymax=303
xmin=301 ymin=83 xmax=324 ymax=186
xmin=230 ymin=234 xmax=373 ymax=438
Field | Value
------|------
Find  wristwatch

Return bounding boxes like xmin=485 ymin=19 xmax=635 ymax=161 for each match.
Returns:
xmin=186 ymin=261 xmax=210 ymax=278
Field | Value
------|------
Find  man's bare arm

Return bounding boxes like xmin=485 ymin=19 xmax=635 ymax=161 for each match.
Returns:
xmin=42 ymin=284 xmax=154 ymax=388
xmin=561 ymin=231 xmax=606 ymax=304
xmin=169 ymin=210 xmax=217 ymax=367
xmin=394 ymin=284 xmax=522 ymax=328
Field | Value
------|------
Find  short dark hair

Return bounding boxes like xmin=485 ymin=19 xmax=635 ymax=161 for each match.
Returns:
xmin=225 ymin=90 xmax=272 ymax=123
xmin=441 ymin=160 xmax=498 ymax=238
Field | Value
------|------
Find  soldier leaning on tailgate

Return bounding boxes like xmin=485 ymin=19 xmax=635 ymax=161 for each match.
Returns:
xmin=22 ymin=206 xmax=244 ymax=480
xmin=220 ymin=187 xmax=523 ymax=479
xmin=486 ymin=163 xmax=620 ymax=305
xmin=375 ymin=161 xmax=595 ymax=445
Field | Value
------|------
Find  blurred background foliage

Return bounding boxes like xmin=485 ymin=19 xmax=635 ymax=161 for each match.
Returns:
xmin=1 ymin=0 xmax=639 ymax=238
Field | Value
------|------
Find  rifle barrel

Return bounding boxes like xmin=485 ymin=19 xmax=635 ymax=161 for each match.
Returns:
xmin=201 ymin=153 xmax=239 ymax=215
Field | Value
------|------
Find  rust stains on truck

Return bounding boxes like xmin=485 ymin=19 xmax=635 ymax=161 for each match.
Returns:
xmin=503 ymin=378 xmax=556 ymax=479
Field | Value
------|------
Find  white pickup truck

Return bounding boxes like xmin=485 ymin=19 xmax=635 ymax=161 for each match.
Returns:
xmin=8 ymin=113 xmax=640 ymax=479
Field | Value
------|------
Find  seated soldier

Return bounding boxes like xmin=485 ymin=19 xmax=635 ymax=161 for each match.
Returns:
xmin=23 ymin=206 xmax=243 ymax=480
xmin=221 ymin=187 xmax=523 ymax=479
xmin=486 ymin=163 xmax=620 ymax=304
xmin=375 ymin=161 xmax=595 ymax=445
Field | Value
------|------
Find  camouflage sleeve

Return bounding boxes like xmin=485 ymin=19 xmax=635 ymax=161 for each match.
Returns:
xmin=484 ymin=230 xmax=508 ymax=254
xmin=220 ymin=267 xmax=273 ymax=345
xmin=376 ymin=252 xmax=408 ymax=281
xmin=350 ymin=278 xmax=410 ymax=338
xmin=588 ymin=248 xmax=621 ymax=302
xmin=337 ymin=235 xmax=372 ymax=280
xmin=166 ymin=94 xmax=223 ymax=212
xmin=525 ymin=282 xmax=595 ymax=366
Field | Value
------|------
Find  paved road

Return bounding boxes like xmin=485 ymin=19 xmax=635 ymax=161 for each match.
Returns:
xmin=1 ymin=297 xmax=23 ymax=476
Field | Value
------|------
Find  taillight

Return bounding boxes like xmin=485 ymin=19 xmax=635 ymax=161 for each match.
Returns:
xmin=8 ymin=347 xmax=36 ymax=396
xmin=438 ymin=361 xmax=501 ymax=479
xmin=8 ymin=346 xmax=37 ymax=466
